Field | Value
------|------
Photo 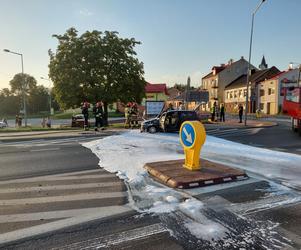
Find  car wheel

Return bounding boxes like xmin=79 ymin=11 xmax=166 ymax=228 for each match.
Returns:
xmin=148 ymin=126 xmax=157 ymax=133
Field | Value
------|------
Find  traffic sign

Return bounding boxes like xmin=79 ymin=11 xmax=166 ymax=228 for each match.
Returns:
xmin=180 ymin=123 xmax=196 ymax=148
xmin=179 ymin=121 xmax=206 ymax=171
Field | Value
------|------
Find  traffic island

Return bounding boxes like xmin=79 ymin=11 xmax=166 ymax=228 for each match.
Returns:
xmin=144 ymin=159 xmax=248 ymax=189
xmin=145 ymin=121 xmax=248 ymax=189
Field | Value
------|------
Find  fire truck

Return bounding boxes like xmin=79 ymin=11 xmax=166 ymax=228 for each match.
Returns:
xmin=283 ymin=85 xmax=301 ymax=136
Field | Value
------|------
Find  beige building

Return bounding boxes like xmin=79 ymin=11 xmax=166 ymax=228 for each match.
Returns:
xmin=258 ymin=68 xmax=300 ymax=114
xmin=224 ymin=75 xmax=251 ymax=112
xmin=201 ymin=57 xmax=256 ymax=110
xmin=224 ymin=66 xmax=280 ymax=113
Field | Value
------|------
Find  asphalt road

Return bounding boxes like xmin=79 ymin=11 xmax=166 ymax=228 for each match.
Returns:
xmin=1 ymin=129 xmax=301 ymax=249
xmin=0 ymin=136 xmax=101 ymax=181
xmin=205 ymin=120 xmax=301 ymax=155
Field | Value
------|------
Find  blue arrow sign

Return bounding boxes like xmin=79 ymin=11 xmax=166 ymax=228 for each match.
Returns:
xmin=181 ymin=123 xmax=195 ymax=147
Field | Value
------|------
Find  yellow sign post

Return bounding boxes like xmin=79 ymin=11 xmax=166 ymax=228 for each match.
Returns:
xmin=179 ymin=121 xmax=206 ymax=171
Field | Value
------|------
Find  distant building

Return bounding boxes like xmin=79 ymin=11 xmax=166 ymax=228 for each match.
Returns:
xmin=167 ymin=87 xmax=181 ymax=100
xmin=167 ymin=90 xmax=209 ymax=110
xmin=201 ymin=57 xmax=257 ymax=110
xmin=142 ymin=82 xmax=169 ymax=105
xmin=224 ymin=66 xmax=280 ymax=113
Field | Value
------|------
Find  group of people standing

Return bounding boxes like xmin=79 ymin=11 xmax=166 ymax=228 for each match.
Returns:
xmin=81 ymin=100 xmax=105 ymax=131
xmin=210 ymin=102 xmax=226 ymax=122
xmin=210 ymin=102 xmax=244 ymax=123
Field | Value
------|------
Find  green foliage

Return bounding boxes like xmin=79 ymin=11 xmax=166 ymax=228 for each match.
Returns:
xmin=0 ymin=90 xmax=20 ymax=116
xmin=28 ymin=85 xmax=50 ymax=114
xmin=173 ymin=83 xmax=195 ymax=92
xmin=0 ymin=73 xmax=61 ymax=116
xmin=9 ymin=73 xmax=37 ymax=95
xmin=48 ymin=28 xmax=146 ymax=114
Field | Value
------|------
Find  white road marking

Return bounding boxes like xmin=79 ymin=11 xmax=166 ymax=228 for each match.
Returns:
xmin=0 ymin=206 xmax=129 ymax=223
xmin=208 ymin=128 xmax=238 ymax=135
xmin=0 ymin=181 xmax=122 ymax=194
xmin=0 ymin=172 xmax=115 ymax=185
xmin=30 ymin=148 xmax=60 ymax=152
xmin=0 ymin=205 xmax=133 ymax=245
xmin=207 ymin=128 xmax=263 ymax=138
xmin=0 ymin=192 xmax=127 ymax=206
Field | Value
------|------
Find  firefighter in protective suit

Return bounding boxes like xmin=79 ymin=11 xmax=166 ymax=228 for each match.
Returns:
xmin=93 ymin=101 xmax=104 ymax=131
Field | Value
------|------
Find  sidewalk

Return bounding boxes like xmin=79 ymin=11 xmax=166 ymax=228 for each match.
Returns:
xmin=206 ymin=118 xmax=277 ymax=129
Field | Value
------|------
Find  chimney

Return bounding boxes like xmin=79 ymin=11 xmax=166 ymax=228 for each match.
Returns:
xmin=228 ymin=59 xmax=234 ymax=65
xmin=241 ymin=56 xmax=244 ymax=60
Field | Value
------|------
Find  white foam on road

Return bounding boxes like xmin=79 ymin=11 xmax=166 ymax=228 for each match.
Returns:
xmin=83 ymin=130 xmax=301 ymax=242
xmin=83 ymin=130 xmax=301 ymax=191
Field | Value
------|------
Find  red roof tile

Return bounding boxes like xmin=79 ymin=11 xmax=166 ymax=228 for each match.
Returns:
xmin=265 ymin=71 xmax=287 ymax=80
xmin=145 ymin=83 xmax=168 ymax=94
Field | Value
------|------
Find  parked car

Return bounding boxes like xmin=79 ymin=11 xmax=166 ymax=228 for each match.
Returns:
xmin=71 ymin=114 xmax=86 ymax=127
xmin=141 ymin=110 xmax=199 ymax=133
xmin=0 ymin=121 xmax=8 ymax=128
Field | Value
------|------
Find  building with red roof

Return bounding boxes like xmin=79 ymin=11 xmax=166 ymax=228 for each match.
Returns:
xmin=201 ymin=57 xmax=257 ymax=110
xmin=143 ymin=82 xmax=169 ymax=104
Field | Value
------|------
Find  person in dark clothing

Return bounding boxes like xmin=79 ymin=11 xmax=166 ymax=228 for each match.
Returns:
xmin=220 ymin=104 xmax=225 ymax=122
xmin=93 ymin=101 xmax=104 ymax=131
xmin=211 ymin=102 xmax=217 ymax=122
xmin=238 ymin=104 xmax=243 ymax=123
xmin=81 ymin=100 xmax=90 ymax=130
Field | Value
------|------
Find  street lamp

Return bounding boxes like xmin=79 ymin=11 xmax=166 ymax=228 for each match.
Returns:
xmin=245 ymin=0 xmax=266 ymax=126
xmin=40 ymin=77 xmax=53 ymax=115
xmin=3 ymin=49 xmax=27 ymax=127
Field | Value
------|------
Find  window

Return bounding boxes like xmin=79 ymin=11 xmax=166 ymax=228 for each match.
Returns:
xmin=260 ymin=89 xmax=265 ymax=97
xmin=239 ymin=90 xmax=242 ymax=97
xmin=230 ymin=91 xmax=233 ymax=98
xmin=234 ymin=91 xmax=237 ymax=98
xmin=243 ymin=89 xmax=247 ymax=97
xmin=268 ymin=88 xmax=275 ymax=95
xmin=260 ymin=103 xmax=264 ymax=110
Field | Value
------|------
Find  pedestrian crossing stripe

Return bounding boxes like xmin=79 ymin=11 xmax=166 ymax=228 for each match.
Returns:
xmin=0 ymin=169 xmax=131 ymax=244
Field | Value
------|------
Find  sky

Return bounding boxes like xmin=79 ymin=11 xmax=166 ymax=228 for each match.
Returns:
xmin=0 ymin=0 xmax=301 ymax=89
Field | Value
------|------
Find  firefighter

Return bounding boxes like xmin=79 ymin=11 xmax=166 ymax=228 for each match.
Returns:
xmin=93 ymin=101 xmax=104 ymax=131
xmin=129 ymin=102 xmax=139 ymax=128
xmin=124 ymin=103 xmax=131 ymax=128
xmin=81 ymin=100 xmax=90 ymax=130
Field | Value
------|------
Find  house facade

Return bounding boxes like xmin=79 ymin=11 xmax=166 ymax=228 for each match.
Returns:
xmin=166 ymin=90 xmax=209 ymax=110
xmin=224 ymin=66 xmax=280 ymax=113
xmin=201 ymin=57 xmax=256 ymax=110
xmin=142 ymin=83 xmax=169 ymax=105
xmin=258 ymin=68 xmax=300 ymax=114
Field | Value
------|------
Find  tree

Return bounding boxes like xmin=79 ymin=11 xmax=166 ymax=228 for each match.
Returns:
xmin=48 ymin=28 xmax=146 ymax=125
xmin=0 ymin=89 xmax=20 ymax=116
xmin=173 ymin=83 xmax=195 ymax=92
xmin=28 ymin=85 xmax=50 ymax=114
xmin=9 ymin=73 xmax=37 ymax=96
